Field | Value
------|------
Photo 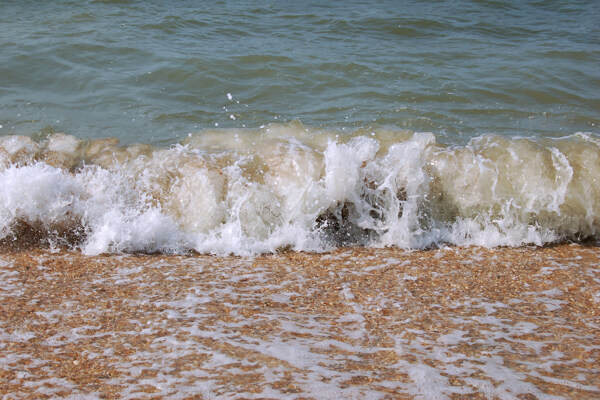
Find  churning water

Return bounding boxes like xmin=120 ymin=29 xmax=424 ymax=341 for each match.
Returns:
xmin=1 ymin=0 xmax=599 ymax=254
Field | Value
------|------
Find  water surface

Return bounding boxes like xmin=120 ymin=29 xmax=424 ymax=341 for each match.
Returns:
xmin=1 ymin=0 xmax=599 ymax=254
xmin=1 ymin=0 xmax=598 ymax=144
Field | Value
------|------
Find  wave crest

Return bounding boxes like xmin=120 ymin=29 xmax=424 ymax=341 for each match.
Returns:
xmin=1 ymin=125 xmax=599 ymax=254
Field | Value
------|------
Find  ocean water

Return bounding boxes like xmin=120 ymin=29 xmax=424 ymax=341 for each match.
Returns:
xmin=1 ymin=0 xmax=599 ymax=255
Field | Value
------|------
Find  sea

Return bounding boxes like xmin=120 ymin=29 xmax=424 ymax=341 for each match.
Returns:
xmin=1 ymin=2 xmax=600 ymax=398
xmin=1 ymin=0 xmax=599 ymax=255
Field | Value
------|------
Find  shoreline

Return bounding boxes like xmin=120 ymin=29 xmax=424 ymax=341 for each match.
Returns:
xmin=1 ymin=244 xmax=599 ymax=399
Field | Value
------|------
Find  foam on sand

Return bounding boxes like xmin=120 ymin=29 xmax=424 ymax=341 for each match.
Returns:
xmin=0 ymin=245 xmax=598 ymax=398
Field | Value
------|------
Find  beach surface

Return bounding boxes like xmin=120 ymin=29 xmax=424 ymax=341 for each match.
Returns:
xmin=1 ymin=244 xmax=598 ymax=399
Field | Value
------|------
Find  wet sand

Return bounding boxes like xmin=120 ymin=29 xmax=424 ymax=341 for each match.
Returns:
xmin=0 ymin=245 xmax=599 ymax=399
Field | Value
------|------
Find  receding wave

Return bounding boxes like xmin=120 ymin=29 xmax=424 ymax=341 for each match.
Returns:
xmin=1 ymin=123 xmax=599 ymax=255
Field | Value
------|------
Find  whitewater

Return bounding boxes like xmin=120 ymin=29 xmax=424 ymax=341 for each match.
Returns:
xmin=1 ymin=124 xmax=598 ymax=255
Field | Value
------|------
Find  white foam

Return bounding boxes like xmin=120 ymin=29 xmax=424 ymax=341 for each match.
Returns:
xmin=1 ymin=128 xmax=599 ymax=255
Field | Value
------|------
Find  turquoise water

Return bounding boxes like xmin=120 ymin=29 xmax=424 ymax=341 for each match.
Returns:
xmin=1 ymin=0 xmax=600 ymax=254
xmin=1 ymin=0 xmax=598 ymax=145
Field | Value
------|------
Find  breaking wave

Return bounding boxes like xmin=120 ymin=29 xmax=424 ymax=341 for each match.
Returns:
xmin=1 ymin=123 xmax=599 ymax=255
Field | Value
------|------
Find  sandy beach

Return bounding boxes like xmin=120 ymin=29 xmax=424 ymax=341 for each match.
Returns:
xmin=0 ymin=244 xmax=598 ymax=399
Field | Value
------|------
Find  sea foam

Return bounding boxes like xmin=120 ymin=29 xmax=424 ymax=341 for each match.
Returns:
xmin=0 ymin=125 xmax=598 ymax=255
